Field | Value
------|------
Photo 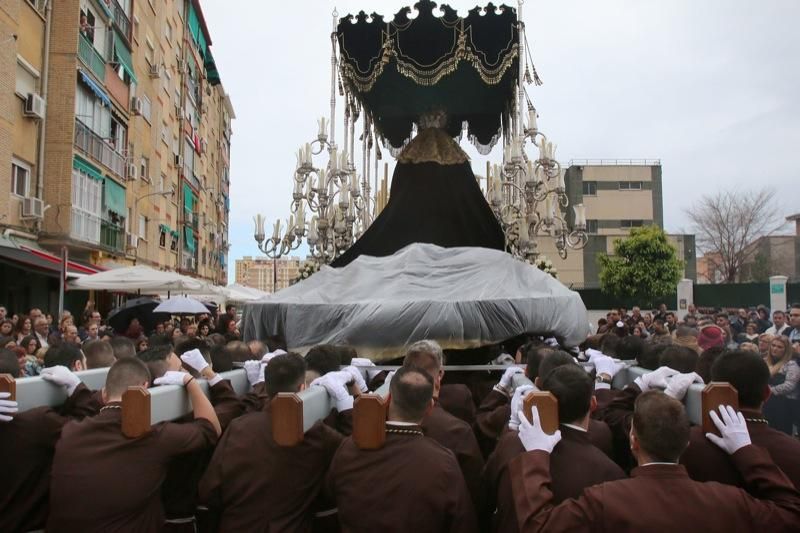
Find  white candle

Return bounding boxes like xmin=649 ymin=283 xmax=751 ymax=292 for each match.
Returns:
xmin=296 ymin=148 xmax=303 ymax=169
xmin=557 ymin=170 xmax=565 ymax=189
xmin=519 ymin=218 xmax=529 ymax=242
xmin=328 ymin=178 xmax=335 ymax=198
xmin=305 ymin=144 xmax=312 ymax=166
xmin=528 ymin=108 xmax=538 ymax=131
xmin=272 ymin=219 xmax=281 ymax=241
xmin=574 ymin=204 xmax=586 ymax=226
xmin=318 ymin=117 xmax=328 ymax=137
xmin=330 ymin=148 xmax=338 ymax=172
xmin=317 ymin=169 xmax=326 ymax=191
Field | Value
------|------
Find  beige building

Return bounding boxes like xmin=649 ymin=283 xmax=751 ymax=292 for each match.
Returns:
xmin=236 ymin=256 xmax=303 ymax=294
xmin=1 ymin=0 xmax=233 ymax=312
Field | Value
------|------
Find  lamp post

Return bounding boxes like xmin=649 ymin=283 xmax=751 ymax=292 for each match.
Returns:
xmin=132 ymin=186 xmax=176 ymax=260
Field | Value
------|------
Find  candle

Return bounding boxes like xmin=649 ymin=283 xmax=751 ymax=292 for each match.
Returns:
xmin=318 ymin=117 xmax=328 ymax=137
xmin=296 ymin=148 xmax=303 ymax=169
xmin=328 ymin=178 xmax=335 ymax=198
xmin=305 ymin=144 xmax=312 ymax=166
xmin=573 ymin=204 xmax=586 ymax=226
xmin=330 ymin=147 xmax=338 ymax=172
xmin=528 ymin=108 xmax=538 ymax=131
xmin=317 ymin=169 xmax=326 ymax=191
xmin=526 ymin=161 xmax=534 ymax=184
xmin=539 ymin=142 xmax=548 ymax=162
xmin=557 ymin=170 xmax=565 ymax=189
xmin=272 ymin=219 xmax=281 ymax=241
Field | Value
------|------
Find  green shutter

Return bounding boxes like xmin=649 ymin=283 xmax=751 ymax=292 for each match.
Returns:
xmin=103 ymin=178 xmax=127 ymax=215
xmin=73 ymin=156 xmax=104 ymax=182
xmin=188 ymin=5 xmax=202 ymax=45
xmin=183 ymin=182 xmax=195 ymax=212
xmin=184 ymin=227 xmax=196 ymax=252
xmin=113 ymin=31 xmax=137 ymax=84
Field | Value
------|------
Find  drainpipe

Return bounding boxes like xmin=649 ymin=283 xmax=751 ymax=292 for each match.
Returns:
xmin=36 ymin=0 xmax=53 ymax=207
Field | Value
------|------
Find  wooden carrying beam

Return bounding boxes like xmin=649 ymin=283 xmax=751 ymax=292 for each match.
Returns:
xmin=353 ymin=377 xmax=391 ymax=450
xmin=701 ymin=383 xmax=739 ymax=436
xmin=0 ymin=374 xmax=16 ymax=401
xmin=272 ymin=386 xmax=333 ymax=447
xmin=522 ymin=391 xmax=559 ymax=435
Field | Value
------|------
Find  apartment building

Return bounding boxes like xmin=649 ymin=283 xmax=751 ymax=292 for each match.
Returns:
xmin=0 ymin=0 xmax=232 ymax=311
xmin=539 ymin=160 xmax=696 ymax=288
xmin=235 ymin=256 xmax=303 ymax=294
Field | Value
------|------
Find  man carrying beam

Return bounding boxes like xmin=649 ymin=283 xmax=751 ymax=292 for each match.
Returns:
xmin=47 ymin=357 xmax=221 ymax=532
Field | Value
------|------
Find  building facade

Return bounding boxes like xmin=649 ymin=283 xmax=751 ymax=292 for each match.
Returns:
xmin=539 ymin=160 xmax=696 ymax=288
xmin=235 ymin=256 xmax=302 ymax=294
xmin=1 ymin=0 xmax=232 ymax=312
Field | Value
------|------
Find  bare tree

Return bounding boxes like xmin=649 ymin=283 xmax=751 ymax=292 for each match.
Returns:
xmin=685 ymin=188 xmax=785 ymax=283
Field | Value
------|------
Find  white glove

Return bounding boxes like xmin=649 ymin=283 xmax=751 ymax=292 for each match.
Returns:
xmin=664 ymin=372 xmax=704 ymax=401
xmin=585 ymin=348 xmax=605 ymax=361
xmin=350 ymin=357 xmax=375 ymax=367
xmin=634 ymin=366 xmax=679 ymax=392
xmin=342 ymin=366 xmax=368 ymax=393
xmin=261 ymin=349 xmax=287 ymax=364
xmin=593 ymin=356 xmax=625 ymax=379
xmin=0 ymin=392 xmax=18 ymax=422
xmin=509 ymin=384 xmax=536 ymax=431
xmin=497 ymin=366 xmax=524 ymax=394
xmin=311 ymin=372 xmax=353 ymax=411
xmin=244 ymin=360 xmax=265 ymax=386
xmin=180 ymin=349 xmax=209 ymax=373
xmin=517 ymin=407 xmax=562 ymax=453
xmin=153 ymin=371 xmax=190 ymax=387
xmin=543 ymin=337 xmax=559 ymax=348
xmin=706 ymin=405 xmax=752 ymax=455
xmin=40 ymin=366 xmax=82 ymax=396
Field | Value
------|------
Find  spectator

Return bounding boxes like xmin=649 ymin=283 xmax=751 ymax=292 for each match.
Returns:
xmin=758 ymin=333 xmax=774 ymax=358
xmin=136 ymin=336 xmax=149 ymax=353
xmin=649 ymin=318 xmax=672 ymax=344
xmin=736 ymin=321 xmax=760 ymax=346
xmin=14 ymin=315 xmax=32 ymax=343
xmin=109 ymin=336 xmax=136 ymax=359
xmin=754 ymin=306 xmax=772 ymax=333
xmin=665 ymin=312 xmax=677 ymax=333
xmin=63 ymin=325 xmax=81 ymax=347
xmin=785 ymin=304 xmax=800 ymax=344
xmin=197 ymin=320 xmax=211 ymax=338
xmin=763 ymin=336 xmax=799 ymax=435
xmin=766 ymin=310 xmax=789 ymax=336
xmin=698 ymin=325 xmax=725 ymax=352
xmin=674 ymin=326 xmax=701 ymax=354
xmin=0 ymin=319 xmax=13 ymax=337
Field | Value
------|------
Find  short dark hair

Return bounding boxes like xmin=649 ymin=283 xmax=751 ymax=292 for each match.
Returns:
xmin=524 ymin=344 xmax=554 ymax=380
xmin=715 ymin=313 xmax=730 ymax=322
xmin=389 ymin=366 xmax=434 ymax=422
xmin=207 ymin=333 xmax=226 ymax=346
xmin=599 ymin=334 xmax=621 ymax=357
xmin=537 ymin=351 xmax=575 ymax=383
xmin=710 ymin=350 xmax=770 ymax=408
xmin=83 ymin=340 xmax=115 ymax=369
xmin=137 ymin=344 xmax=174 ymax=381
xmin=695 ymin=346 xmax=725 ymax=383
xmin=109 ymin=336 xmax=136 ymax=359
xmin=105 ymin=357 xmax=151 ymax=398
xmin=265 ymin=334 xmax=287 ymax=352
xmin=659 ymin=346 xmax=698 ymax=374
xmin=210 ymin=344 xmax=233 ymax=372
xmin=265 ymin=353 xmax=306 ymax=398
xmin=638 ymin=343 xmax=668 ymax=370
xmin=633 ymin=390 xmax=690 ymax=462
xmin=147 ymin=334 xmax=173 ymax=348
xmin=307 ymin=345 xmax=349 ymax=376
xmin=175 ymin=337 xmax=211 ymax=360
xmin=617 ymin=335 xmax=645 ymax=361
xmin=225 ymin=341 xmax=251 ymax=363
xmin=541 ymin=364 xmax=593 ymax=424
xmin=0 ymin=348 xmax=20 ymax=378
xmin=43 ymin=343 xmax=83 ymax=369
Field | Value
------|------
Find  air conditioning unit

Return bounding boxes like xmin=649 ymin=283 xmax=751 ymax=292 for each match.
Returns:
xmin=174 ymin=154 xmax=183 ymax=167
xmin=24 ymin=93 xmax=46 ymax=120
xmin=126 ymin=163 xmax=137 ymax=180
xmin=126 ymin=233 xmax=139 ymax=249
xmin=20 ymin=197 xmax=44 ymax=219
xmin=131 ymin=97 xmax=143 ymax=115
xmin=149 ymin=63 xmax=161 ymax=78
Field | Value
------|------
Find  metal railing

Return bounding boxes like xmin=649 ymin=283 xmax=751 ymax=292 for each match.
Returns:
xmin=110 ymin=0 xmax=132 ymax=41
xmin=74 ymin=119 xmax=127 ymax=179
xmin=101 ymin=221 xmax=124 ymax=252
xmin=78 ymin=34 xmax=106 ymax=82
xmin=568 ymin=159 xmax=661 ymax=167
xmin=72 ymin=209 xmax=101 ymax=245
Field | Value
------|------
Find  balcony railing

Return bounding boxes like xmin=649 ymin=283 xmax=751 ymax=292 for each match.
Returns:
xmin=101 ymin=221 xmax=124 ymax=252
xmin=74 ymin=119 xmax=127 ymax=179
xmin=110 ymin=0 xmax=132 ymax=41
xmin=72 ymin=208 xmax=101 ymax=245
xmin=78 ymin=34 xmax=106 ymax=82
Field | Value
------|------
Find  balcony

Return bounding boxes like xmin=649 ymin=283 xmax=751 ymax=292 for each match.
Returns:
xmin=78 ymin=34 xmax=106 ymax=83
xmin=74 ymin=119 xmax=127 ymax=179
xmin=72 ymin=208 xmax=101 ymax=245
xmin=110 ymin=0 xmax=132 ymax=41
xmin=101 ymin=221 xmax=124 ymax=252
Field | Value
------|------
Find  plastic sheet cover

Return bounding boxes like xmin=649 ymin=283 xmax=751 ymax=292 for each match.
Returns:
xmin=242 ymin=243 xmax=590 ymax=360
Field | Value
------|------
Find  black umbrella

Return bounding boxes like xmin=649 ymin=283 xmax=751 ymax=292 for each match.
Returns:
xmin=107 ymin=296 xmax=161 ymax=335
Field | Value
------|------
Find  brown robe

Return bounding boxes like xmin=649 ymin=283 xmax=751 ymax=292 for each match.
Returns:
xmin=482 ymin=425 xmax=625 ymax=532
xmin=438 ymin=383 xmax=476 ymax=425
xmin=47 ymin=406 xmax=218 ymax=532
xmin=326 ymin=423 xmax=479 ymax=532
xmin=681 ymin=408 xmax=800 ymax=490
xmin=475 ymin=389 xmax=511 ymax=443
xmin=422 ymin=403 xmax=486 ymax=510
xmin=0 ymin=384 xmax=98 ymax=532
xmin=198 ymin=403 xmax=347 ymax=532
xmin=510 ymin=446 xmax=800 ymax=531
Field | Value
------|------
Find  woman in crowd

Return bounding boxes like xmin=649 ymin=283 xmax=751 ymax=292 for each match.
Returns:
xmin=758 ymin=333 xmax=774 ymax=358
xmin=0 ymin=319 xmax=13 ymax=337
xmin=197 ymin=320 xmax=211 ymax=338
xmin=763 ymin=335 xmax=799 ymax=435
xmin=20 ymin=335 xmax=39 ymax=356
xmin=736 ymin=321 xmax=760 ymax=345
xmin=17 ymin=336 xmax=41 ymax=376
xmin=136 ymin=336 xmax=149 ymax=353
xmin=14 ymin=315 xmax=32 ymax=343
xmin=125 ymin=317 xmax=144 ymax=340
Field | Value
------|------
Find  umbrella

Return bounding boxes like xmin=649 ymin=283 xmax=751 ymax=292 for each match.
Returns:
xmin=107 ymin=297 xmax=161 ymax=334
xmin=153 ymin=296 xmax=209 ymax=315
xmin=68 ymin=265 xmax=212 ymax=293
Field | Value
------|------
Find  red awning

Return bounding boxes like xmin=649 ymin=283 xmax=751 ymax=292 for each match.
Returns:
xmin=0 ymin=244 xmax=103 ymax=278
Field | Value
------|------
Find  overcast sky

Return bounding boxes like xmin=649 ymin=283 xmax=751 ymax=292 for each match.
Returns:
xmin=200 ymin=0 xmax=800 ymax=282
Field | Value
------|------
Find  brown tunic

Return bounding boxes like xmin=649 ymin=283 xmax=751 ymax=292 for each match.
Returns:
xmin=482 ymin=425 xmax=625 ymax=532
xmin=438 ymin=383 xmax=476 ymax=425
xmin=422 ymin=403 xmax=486 ymax=509
xmin=510 ymin=446 xmax=800 ymax=531
xmin=475 ymin=389 xmax=511 ymax=443
xmin=47 ymin=406 xmax=217 ymax=532
xmin=326 ymin=424 xmax=479 ymax=533
xmin=0 ymin=384 xmax=98 ymax=532
xmin=681 ymin=409 xmax=800 ymax=490
xmin=198 ymin=405 xmax=347 ymax=532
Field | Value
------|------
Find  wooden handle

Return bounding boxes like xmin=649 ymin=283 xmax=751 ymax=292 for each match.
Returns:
xmin=272 ymin=393 xmax=304 ymax=447
xmin=122 ymin=386 xmax=151 ymax=438
xmin=702 ymin=382 xmax=739 ymax=436
xmin=523 ymin=391 xmax=559 ymax=435
xmin=0 ymin=374 xmax=15 ymax=402
xmin=353 ymin=394 xmax=387 ymax=450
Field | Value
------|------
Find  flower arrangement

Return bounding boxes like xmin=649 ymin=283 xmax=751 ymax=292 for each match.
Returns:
xmin=534 ymin=255 xmax=558 ymax=279
xmin=292 ymin=261 xmax=320 ymax=285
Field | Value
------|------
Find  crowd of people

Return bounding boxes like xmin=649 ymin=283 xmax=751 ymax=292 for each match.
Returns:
xmin=0 ymin=300 xmax=799 ymax=531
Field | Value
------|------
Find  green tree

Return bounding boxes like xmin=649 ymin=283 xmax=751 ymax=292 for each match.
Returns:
xmin=598 ymin=226 xmax=683 ymax=307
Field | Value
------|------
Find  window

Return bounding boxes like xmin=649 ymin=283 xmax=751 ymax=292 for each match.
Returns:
xmin=80 ymin=9 xmax=96 ymax=44
xmin=621 ymin=220 xmax=644 ymax=229
xmin=582 ymin=181 xmax=597 ymax=196
xmin=141 ymin=95 xmax=152 ymax=123
xmin=140 ymin=156 xmax=150 ymax=181
xmin=11 ymin=160 xmax=31 ymax=197
xmin=159 ymin=226 xmax=167 ymax=248
xmin=161 ymin=124 xmax=170 ymax=146
xmin=110 ymin=119 xmax=127 ymax=154
xmin=170 ymin=232 xmax=179 ymax=251
xmin=619 ymin=181 xmax=643 ymax=191
xmin=586 ymin=220 xmax=598 ymax=234
xmin=138 ymin=215 xmax=147 ymax=239
xmin=145 ymin=36 xmax=155 ymax=66
xmin=15 ymin=60 xmax=38 ymax=97
xmin=72 ymin=168 xmax=102 ymax=244
xmin=159 ymin=173 xmax=166 ymax=192
xmin=164 ymin=21 xmax=172 ymax=43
